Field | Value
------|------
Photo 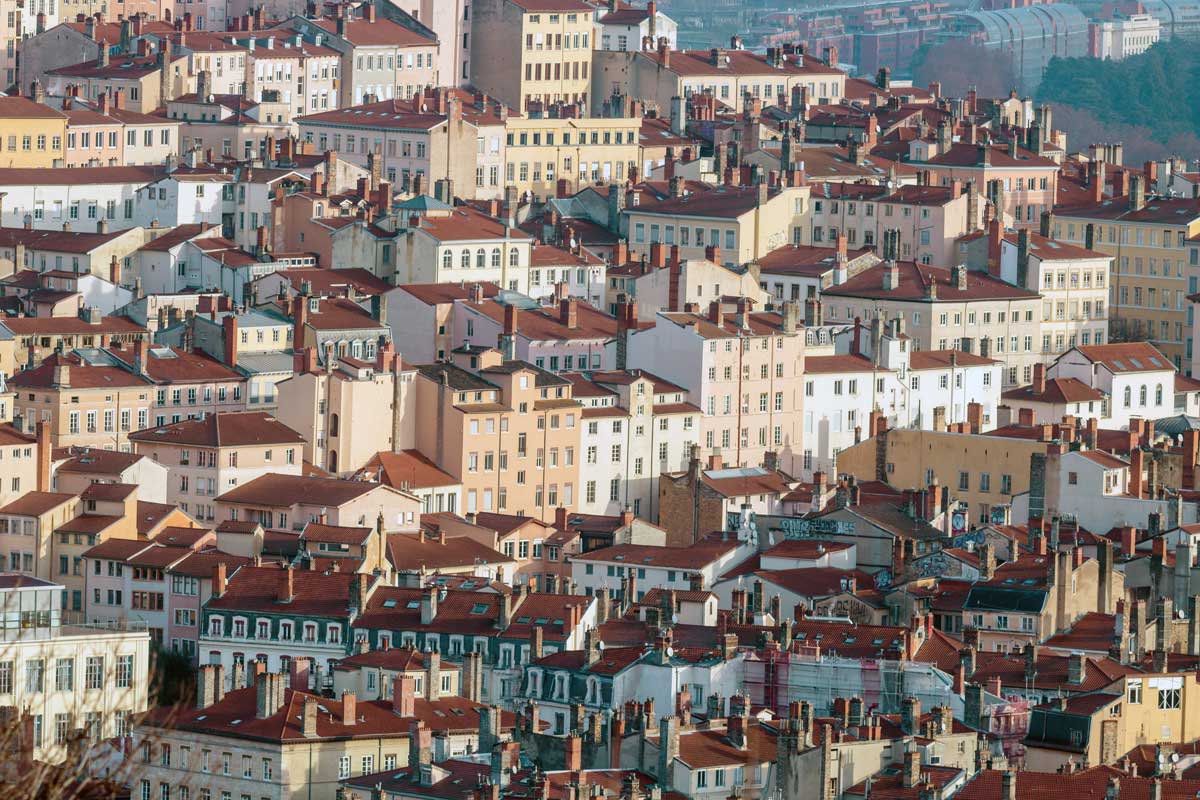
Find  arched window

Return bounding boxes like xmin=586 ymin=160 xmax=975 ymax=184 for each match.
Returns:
xmin=442 ymin=250 xmax=452 ymax=270
xmin=1124 ymin=386 xmax=1132 ymax=407
xmin=509 ymin=248 xmax=519 ymax=267
xmin=491 ymin=248 xmax=501 ymax=267
xmin=476 ymin=248 xmax=486 ymax=268
xmin=1140 ymin=385 xmax=1148 ymax=406
xmin=461 ymin=249 xmax=471 ymax=269
xmin=328 ymin=450 xmax=338 ymax=473
xmin=329 ymin=414 xmax=340 ymax=437
xmin=1156 ymin=384 xmax=1164 ymax=405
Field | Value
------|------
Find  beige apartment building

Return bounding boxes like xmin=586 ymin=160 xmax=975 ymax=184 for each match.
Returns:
xmin=808 ymin=182 xmax=982 ymax=266
xmin=837 ymin=427 xmax=1049 ymax=524
xmin=624 ymin=183 xmax=808 ymax=266
xmin=297 ymin=96 xmax=477 ymax=195
xmin=1054 ymin=186 xmax=1200 ymax=371
xmin=0 ymin=575 xmax=151 ymax=763
xmin=470 ymin=0 xmax=595 ymax=112
xmin=820 ymin=261 xmax=1043 ymax=387
xmin=10 ymin=355 xmax=154 ymax=451
xmin=503 ymin=116 xmax=641 ymax=198
xmin=626 ymin=299 xmax=806 ymax=473
xmin=414 ymin=350 xmax=583 ymax=523
xmin=128 ymin=412 xmax=306 ymax=524
xmin=907 ymin=140 xmax=1059 ymax=230
xmin=594 ymin=44 xmax=847 ymax=114
xmin=275 ymin=349 xmax=415 ymax=477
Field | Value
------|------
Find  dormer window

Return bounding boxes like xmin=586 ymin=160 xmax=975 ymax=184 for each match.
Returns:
xmin=309 ymin=298 xmax=319 ymax=313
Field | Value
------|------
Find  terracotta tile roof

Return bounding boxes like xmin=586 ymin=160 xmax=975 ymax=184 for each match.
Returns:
xmin=744 ymin=567 xmax=874 ymax=597
xmin=150 ymin=526 xmax=211 ymax=548
xmin=530 ymin=243 xmax=604 ymax=268
xmin=354 ymin=587 xmax=586 ymax=642
xmin=0 ymin=226 xmax=124 ymax=254
xmin=54 ymin=447 xmax=143 ymax=474
xmin=652 ymin=720 xmax=778 ymax=768
xmin=301 ymin=522 xmax=372 ymax=546
xmin=56 ymin=514 xmax=122 ymax=534
xmin=955 ymin=767 xmax=1200 ymax=800
xmin=470 ymin=512 xmax=550 ymax=537
xmin=356 ymin=449 xmax=460 ymax=490
xmin=913 ymin=627 xmax=965 ymax=672
xmin=845 ymin=763 xmax=963 ymax=799
xmin=1055 ymin=195 xmax=1200 ymax=224
xmin=398 ymin=281 xmax=500 ymax=305
xmin=573 ymin=541 xmax=740 ymax=569
xmin=916 ymin=142 xmax=1058 ymax=169
xmin=80 ymin=482 xmax=137 ymax=502
xmin=508 ymin=0 xmax=594 ymax=10
xmin=129 ymin=412 xmax=304 ymax=447
xmin=146 ymin=684 xmax=507 ymax=741
xmin=822 ymin=261 xmax=1039 ymax=302
xmin=386 ymin=531 xmax=511 ymax=572
xmin=1 ymin=315 xmax=147 ymax=337
xmin=1002 ymin=231 xmax=1106 ymax=261
xmin=909 ymin=350 xmax=999 ymax=369
xmin=641 ymin=48 xmax=840 ymax=78
xmin=464 ymin=298 xmax=616 ymax=341
xmin=972 ymin=649 xmax=1134 ymax=692
xmin=297 ymin=99 xmax=446 ymax=131
xmin=301 ymin=296 xmax=387 ymax=332
xmin=804 ymin=354 xmax=885 ymax=374
xmin=138 ymin=223 xmax=218 ymax=251
xmin=127 ymin=543 xmax=192 ymax=568
xmin=0 ymin=165 xmax=163 ymax=186
xmin=48 ymin=54 xmax=165 ymax=79
xmin=1002 ymin=377 xmax=1104 ymax=404
xmin=1072 ymin=342 xmax=1172 ymax=373
xmin=81 ymin=538 xmax=152 ymax=561
xmin=755 ymin=244 xmax=873 ymax=276
xmin=0 ymin=491 xmax=76 ymax=516
xmin=272 ymin=267 xmax=393 ymax=297
xmin=535 ymin=644 xmax=646 ymax=675
xmin=332 ymin=646 xmax=455 ymax=672
xmin=414 ymin=206 xmax=532 ymax=243
xmin=309 ymin=14 xmax=437 ymax=46
xmin=630 ymin=185 xmax=781 ymax=219
xmin=1042 ymin=612 xmax=1121 ymax=653
xmin=216 ymin=473 xmax=383 ymax=507
xmin=207 ymin=564 xmax=364 ymax=617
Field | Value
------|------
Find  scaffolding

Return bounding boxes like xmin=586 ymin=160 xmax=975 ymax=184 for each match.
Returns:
xmin=742 ymin=649 xmax=961 ymax=718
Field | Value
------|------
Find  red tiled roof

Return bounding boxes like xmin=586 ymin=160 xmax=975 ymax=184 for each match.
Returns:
xmin=955 ymin=767 xmax=1200 ymax=800
xmin=573 ymin=541 xmax=740 ymax=569
xmin=909 ymin=350 xmax=998 ymax=369
xmin=357 ymin=449 xmax=460 ymax=490
xmin=1072 ymin=342 xmax=1172 ymax=373
xmin=310 ymin=14 xmax=437 ymax=46
xmin=129 ymin=411 xmax=303 ymax=447
xmin=822 ymin=261 xmax=1039 ymax=302
xmin=464 ymin=298 xmax=616 ymax=341
xmin=804 ymin=354 xmax=884 ymax=374
xmin=216 ymin=473 xmax=386 ymax=507
xmin=414 ymin=206 xmax=532 ymax=243
xmin=386 ymin=531 xmax=511 ymax=572
xmin=1002 ymin=377 xmax=1104 ymax=404
xmin=398 ymin=281 xmax=501 ymax=305
xmin=641 ymin=48 xmax=841 ymax=78
xmin=207 ymin=564 xmax=365 ymax=617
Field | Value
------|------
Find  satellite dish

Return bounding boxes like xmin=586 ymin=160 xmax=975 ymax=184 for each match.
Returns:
xmin=666 ymin=646 xmax=674 ymax=657
xmin=598 ymin=641 xmax=605 ymax=651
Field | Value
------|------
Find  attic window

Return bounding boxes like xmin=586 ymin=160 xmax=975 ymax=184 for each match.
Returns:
xmin=516 ymin=616 xmax=532 ymax=624
xmin=872 ymin=638 xmax=884 ymax=646
xmin=383 ymin=600 xmax=397 ymax=608
xmin=406 ymin=601 xmax=420 ymax=609
xmin=471 ymin=603 xmax=489 ymax=614
xmin=535 ymin=617 xmax=549 ymax=625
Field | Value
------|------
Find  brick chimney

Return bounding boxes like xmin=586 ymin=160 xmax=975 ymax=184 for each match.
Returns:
xmin=393 ymin=674 xmax=416 ymax=717
xmin=222 ymin=313 xmax=238 ymax=368
xmin=559 ymin=298 xmax=578 ymax=329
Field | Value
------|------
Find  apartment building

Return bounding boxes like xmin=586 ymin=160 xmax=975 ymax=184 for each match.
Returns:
xmin=0 ymin=574 xmax=150 ymax=763
xmin=626 ymin=299 xmax=805 ymax=473
xmin=455 ymin=295 xmax=617 ymax=372
xmin=503 ymin=116 xmax=643 ymax=199
xmin=1054 ymin=182 xmax=1200 ymax=371
xmin=214 ymin=473 xmax=421 ymax=534
xmin=394 ymin=206 xmax=534 ymax=292
xmin=0 ymin=310 xmax=149 ymax=371
xmin=297 ymin=97 xmax=477 ymax=197
xmin=470 ymin=0 xmax=595 ymax=112
xmin=10 ymin=353 xmax=154 ymax=450
xmin=820 ymin=260 xmax=1043 ymax=387
xmin=565 ymin=369 xmax=698 ymax=519
xmin=275 ymin=347 xmax=413 ymax=476
xmin=0 ymin=96 xmax=68 ymax=168
xmin=907 ymin=139 xmax=1059 ymax=230
xmin=414 ymin=350 xmax=583 ymax=523
xmin=62 ymin=95 xmax=181 ymax=168
xmin=1047 ymin=342 xmax=1175 ymax=430
xmin=808 ymin=182 xmax=982 ymax=265
xmin=128 ymin=412 xmax=306 ymax=522
xmin=288 ymin=6 xmax=440 ymax=106
xmin=596 ymin=42 xmax=847 ymax=113
xmin=624 ymin=183 xmax=808 ymax=265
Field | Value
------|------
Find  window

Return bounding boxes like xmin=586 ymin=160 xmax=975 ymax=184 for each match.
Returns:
xmin=1159 ymin=686 xmax=1181 ymax=709
xmin=338 ymin=757 xmax=351 ymax=779
xmin=1128 ymin=679 xmax=1142 ymax=704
